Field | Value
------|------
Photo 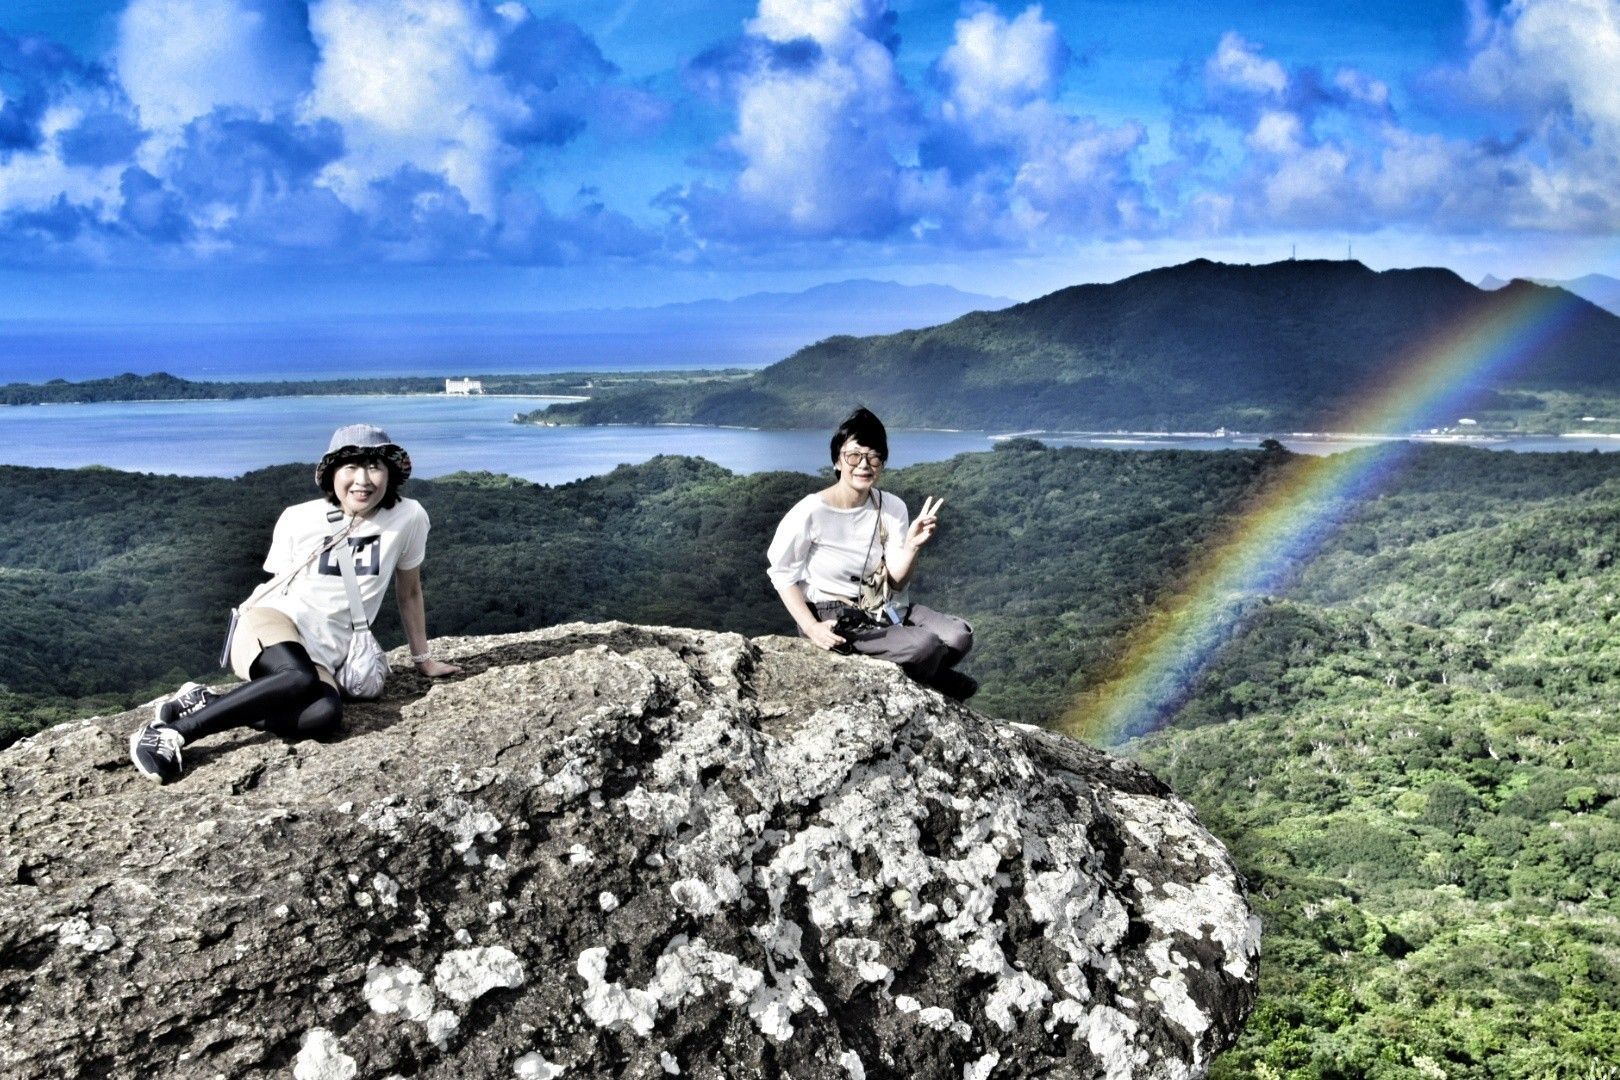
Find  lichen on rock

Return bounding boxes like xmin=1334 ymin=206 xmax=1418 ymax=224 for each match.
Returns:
xmin=0 ymin=622 xmax=1258 ymax=1078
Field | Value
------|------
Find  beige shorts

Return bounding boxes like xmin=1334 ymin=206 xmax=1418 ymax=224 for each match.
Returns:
xmin=231 ymin=606 xmax=339 ymax=691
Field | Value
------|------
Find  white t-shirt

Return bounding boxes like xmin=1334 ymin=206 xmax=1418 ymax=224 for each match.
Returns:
xmin=243 ymin=497 xmax=430 ymax=672
xmin=766 ymin=491 xmax=910 ymax=603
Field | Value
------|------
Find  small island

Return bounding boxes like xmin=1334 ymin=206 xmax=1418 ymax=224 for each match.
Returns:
xmin=0 ymin=368 xmax=756 ymax=407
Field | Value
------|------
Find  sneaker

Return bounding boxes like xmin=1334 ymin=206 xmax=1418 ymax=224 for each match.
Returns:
xmin=155 ymin=681 xmax=218 ymax=727
xmin=130 ymin=721 xmax=185 ymax=783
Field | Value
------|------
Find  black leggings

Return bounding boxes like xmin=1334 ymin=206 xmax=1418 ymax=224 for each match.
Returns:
xmin=172 ymin=642 xmax=343 ymax=743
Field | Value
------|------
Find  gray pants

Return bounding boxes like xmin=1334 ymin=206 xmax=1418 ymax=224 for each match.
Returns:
xmin=811 ymin=601 xmax=973 ymax=681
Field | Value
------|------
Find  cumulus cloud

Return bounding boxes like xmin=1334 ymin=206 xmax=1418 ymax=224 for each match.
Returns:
xmin=115 ymin=0 xmax=316 ymax=133
xmin=0 ymin=31 xmax=132 ymax=250
xmin=5 ymin=0 xmax=1620 ymax=268
xmin=937 ymin=5 xmax=1065 ymax=119
xmin=1463 ymin=0 xmax=1620 ymax=137
xmin=0 ymin=0 xmax=662 ymax=263
xmin=668 ymin=0 xmax=914 ymax=240
xmin=302 ymin=0 xmax=622 ymax=217
xmin=925 ymin=5 xmax=1146 ymax=238
xmin=667 ymin=2 xmax=1146 ymax=248
xmin=1206 ymin=31 xmax=1286 ymax=98
xmin=1171 ymin=7 xmax=1620 ymax=236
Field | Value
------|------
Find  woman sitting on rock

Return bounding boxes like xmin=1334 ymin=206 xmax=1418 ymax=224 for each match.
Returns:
xmin=130 ymin=424 xmax=463 ymax=782
xmin=766 ymin=407 xmax=975 ymax=699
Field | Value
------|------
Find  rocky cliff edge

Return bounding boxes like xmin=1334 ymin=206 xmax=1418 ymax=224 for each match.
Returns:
xmin=0 ymin=623 xmax=1259 ymax=1079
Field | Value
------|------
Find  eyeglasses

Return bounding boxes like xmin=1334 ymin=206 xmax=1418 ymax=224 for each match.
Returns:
xmin=840 ymin=451 xmax=886 ymax=467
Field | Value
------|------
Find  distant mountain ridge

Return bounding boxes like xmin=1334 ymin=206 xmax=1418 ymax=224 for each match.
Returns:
xmin=542 ymin=259 xmax=1620 ymax=433
xmin=0 ymin=281 xmax=1011 ymax=383
xmin=1534 ymin=273 xmax=1620 ymax=316
xmin=1480 ymin=271 xmax=1620 ymax=316
xmin=585 ymin=279 xmax=1013 ymax=321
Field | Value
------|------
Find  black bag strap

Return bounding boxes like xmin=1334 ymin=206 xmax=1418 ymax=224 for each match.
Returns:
xmin=862 ymin=490 xmax=887 ymax=573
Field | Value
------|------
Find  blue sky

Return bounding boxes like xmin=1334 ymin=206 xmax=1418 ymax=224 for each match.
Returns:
xmin=0 ymin=0 xmax=1615 ymax=320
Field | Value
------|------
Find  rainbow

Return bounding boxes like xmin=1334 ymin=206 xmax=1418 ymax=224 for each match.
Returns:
xmin=1061 ymin=280 xmax=1595 ymax=744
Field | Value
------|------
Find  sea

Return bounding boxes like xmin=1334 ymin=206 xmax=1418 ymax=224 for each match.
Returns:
xmin=3 ymin=395 xmax=1618 ymax=485
xmin=0 ymin=395 xmax=990 ymax=484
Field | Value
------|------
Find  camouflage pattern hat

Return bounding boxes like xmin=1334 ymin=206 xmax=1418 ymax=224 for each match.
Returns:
xmin=314 ymin=424 xmax=413 ymax=488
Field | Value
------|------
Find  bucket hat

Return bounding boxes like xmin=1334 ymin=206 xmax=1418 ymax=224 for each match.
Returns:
xmin=314 ymin=424 xmax=412 ymax=488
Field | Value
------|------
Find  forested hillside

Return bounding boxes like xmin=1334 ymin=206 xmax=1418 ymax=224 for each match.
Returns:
xmin=1126 ymin=451 xmax=1620 ymax=1076
xmin=536 ymin=259 xmax=1620 ymax=432
xmin=3 ymin=445 xmax=1619 ymax=1076
xmin=0 ymin=444 xmax=1291 ymax=738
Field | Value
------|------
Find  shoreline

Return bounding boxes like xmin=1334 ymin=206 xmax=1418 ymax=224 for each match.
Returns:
xmin=0 ymin=367 xmax=756 ymax=408
xmin=4 ymin=392 xmax=591 ymax=408
xmin=997 ymin=428 xmax=1571 ymax=445
xmin=7 ymin=392 xmax=1617 ymax=446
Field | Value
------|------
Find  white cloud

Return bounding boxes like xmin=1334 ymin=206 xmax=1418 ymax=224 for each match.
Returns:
xmin=931 ymin=6 xmax=1146 ymax=235
xmin=1206 ymin=31 xmax=1287 ymax=97
xmin=668 ymin=2 xmax=1149 ymax=245
xmin=748 ymin=0 xmax=890 ymax=48
xmin=0 ymin=60 xmax=132 ymax=228
xmin=2 ymin=0 xmax=652 ymax=262
xmin=1260 ymin=144 xmax=1350 ymax=220
xmin=1178 ymin=9 xmax=1620 ymax=236
xmin=302 ymin=0 xmax=524 ymax=217
xmin=0 ymin=144 xmax=122 ymax=216
xmin=1246 ymin=110 xmax=1302 ymax=155
xmin=1332 ymin=68 xmax=1389 ymax=108
xmin=937 ymin=6 xmax=1064 ymax=121
xmin=1466 ymin=0 xmax=1620 ymax=140
xmin=710 ymin=0 xmax=911 ymax=236
xmin=115 ymin=0 xmax=314 ymax=132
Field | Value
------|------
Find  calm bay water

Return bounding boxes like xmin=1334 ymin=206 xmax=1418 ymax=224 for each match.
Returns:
xmin=4 ymin=396 xmax=1618 ymax=485
xmin=0 ymin=396 xmax=993 ymax=484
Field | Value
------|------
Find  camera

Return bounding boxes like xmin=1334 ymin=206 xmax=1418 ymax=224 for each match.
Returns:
xmin=831 ymin=606 xmax=876 ymax=653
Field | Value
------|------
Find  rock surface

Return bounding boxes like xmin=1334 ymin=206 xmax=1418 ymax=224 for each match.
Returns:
xmin=0 ymin=623 xmax=1259 ymax=1079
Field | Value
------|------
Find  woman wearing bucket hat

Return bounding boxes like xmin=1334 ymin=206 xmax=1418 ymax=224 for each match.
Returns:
xmin=129 ymin=424 xmax=462 ymax=783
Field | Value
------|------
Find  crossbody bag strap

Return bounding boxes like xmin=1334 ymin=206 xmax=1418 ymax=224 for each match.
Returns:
xmin=862 ymin=490 xmax=886 ymax=570
xmin=244 ymin=515 xmax=358 ymax=611
xmin=334 ymin=534 xmax=370 ymax=632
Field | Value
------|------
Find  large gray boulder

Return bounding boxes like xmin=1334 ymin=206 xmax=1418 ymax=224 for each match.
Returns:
xmin=0 ymin=623 xmax=1259 ymax=1079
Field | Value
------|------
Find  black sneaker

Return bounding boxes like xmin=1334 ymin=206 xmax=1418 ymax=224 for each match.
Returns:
xmin=156 ymin=681 xmax=218 ymax=727
xmin=930 ymin=669 xmax=980 ymax=702
xmin=130 ymin=720 xmax=185 ymax=783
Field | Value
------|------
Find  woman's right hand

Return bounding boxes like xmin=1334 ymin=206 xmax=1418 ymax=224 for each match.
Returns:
xmin=806 ymin=619 xmax=847 ymax=651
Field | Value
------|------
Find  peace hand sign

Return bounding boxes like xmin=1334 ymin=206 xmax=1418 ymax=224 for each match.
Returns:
xmin=907 ymin=495 xmax=945 ymax=549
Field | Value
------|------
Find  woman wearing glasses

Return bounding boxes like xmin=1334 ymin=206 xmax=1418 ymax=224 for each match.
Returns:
xmin=766 ymin=407 xmax=975 ymax=699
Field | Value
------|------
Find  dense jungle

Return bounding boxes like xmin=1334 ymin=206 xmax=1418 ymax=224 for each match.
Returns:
xmin=2 ymin=442 xmax=1617 ymax=1077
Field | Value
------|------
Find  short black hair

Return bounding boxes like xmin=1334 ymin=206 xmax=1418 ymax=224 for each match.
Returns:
xmin=321 ymin=453 xmax=404 ymax=510
xmin=830 ymin=407 xmax=888 ymax=466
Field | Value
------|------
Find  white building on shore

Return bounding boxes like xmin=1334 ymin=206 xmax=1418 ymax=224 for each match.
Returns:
xmin=445 ymin=378 xmax=484 ymax=395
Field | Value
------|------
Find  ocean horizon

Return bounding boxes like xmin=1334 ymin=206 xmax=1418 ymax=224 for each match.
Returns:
xmin=0 ymin=322 xmax=789 ymax=383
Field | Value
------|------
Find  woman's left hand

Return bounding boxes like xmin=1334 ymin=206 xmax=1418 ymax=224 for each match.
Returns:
xmin=906 ymin=496 xmax=944 ymax=549
xmin=416 ymin=658 xmax=464 ymax=678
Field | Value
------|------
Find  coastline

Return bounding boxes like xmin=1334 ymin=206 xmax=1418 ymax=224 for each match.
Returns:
xmin=996 ymin=428 xmax=1521 ymax=445
xmin=0 ymin=368 xmax=754 ymax=408
xmin=6 ymin=393 xmax=591 ymax=407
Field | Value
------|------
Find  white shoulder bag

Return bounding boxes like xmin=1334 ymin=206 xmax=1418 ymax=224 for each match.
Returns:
xmin=335 ymin=534 xmax=390 ymax=699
